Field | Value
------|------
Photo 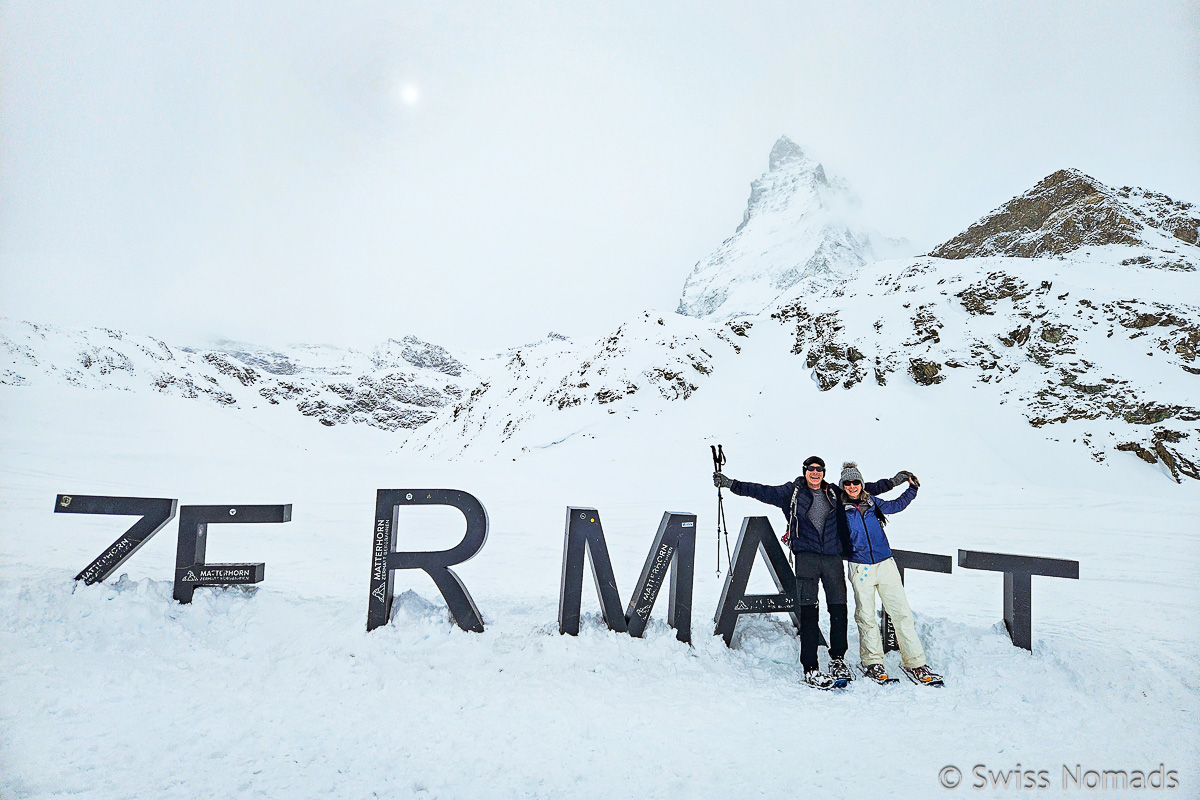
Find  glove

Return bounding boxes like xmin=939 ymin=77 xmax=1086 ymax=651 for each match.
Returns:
xmin=892 ymin=470 xmax=912 ymax=488
xmin=907 ymin=473 xmax=921 ymax=488
xmin=713 ymin=471 xmax=734 ymax=489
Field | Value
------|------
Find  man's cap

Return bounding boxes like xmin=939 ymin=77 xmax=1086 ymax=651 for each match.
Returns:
xmin=802 ymin=456 xmax=826 ymax=471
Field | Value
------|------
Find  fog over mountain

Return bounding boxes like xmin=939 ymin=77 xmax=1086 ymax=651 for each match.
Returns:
xmin=2 ymin=2 xmax=1196 ymax=350
xmin=676 ymin=137 xmax=907 ymax=320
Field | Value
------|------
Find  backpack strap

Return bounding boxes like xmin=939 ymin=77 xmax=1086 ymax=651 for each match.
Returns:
xmin=789 ymin=485 xmax=799 ymax=538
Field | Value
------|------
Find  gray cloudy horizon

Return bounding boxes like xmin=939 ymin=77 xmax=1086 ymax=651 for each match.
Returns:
xmin=2 ymin=0 xmax=1197 ymax=353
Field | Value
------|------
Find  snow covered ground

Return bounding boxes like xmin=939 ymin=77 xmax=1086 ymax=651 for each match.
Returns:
xmin=2 ymin=326 xmax=1198 ymax=798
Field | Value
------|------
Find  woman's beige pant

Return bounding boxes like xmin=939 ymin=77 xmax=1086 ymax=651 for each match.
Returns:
xmin=847 ymin=557 xmax=927 ymax=669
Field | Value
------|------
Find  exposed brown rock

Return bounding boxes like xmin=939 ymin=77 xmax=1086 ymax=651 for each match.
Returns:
xmin=1040 ymin=327 xmax=1065 ymax=343
xmin=909 ymin=359 xmax=944 ymax=386
xmin=999 ymin=325 xmax=1031 ymax=347
xmin=1117 ymin=442 xmax=1158 ymax=464
xmin=1119 ymin=430 xmax=1199 ymax=482
xmin=956 ymin=273 xmax=1032 ymax=315
xmin=930 ymin=170 xmax=1140 ymax=258
xmin=928 ymin=169 xmax=1200 ymax=267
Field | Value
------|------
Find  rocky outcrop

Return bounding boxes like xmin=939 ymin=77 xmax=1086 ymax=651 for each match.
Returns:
xmin=929 ymin=169 xmax=1200 ymax=270
xmin=908 ymin=359 xmax=944 ymax=386
xmin=372 ymin=336 xmax=465 ymax=377
xmin=770 ymin=302 xmax=869 ymax=390
xmin=1118 ymin=431 xmax=1200 ymax=483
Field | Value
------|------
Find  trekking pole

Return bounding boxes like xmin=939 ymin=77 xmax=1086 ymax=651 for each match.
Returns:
xmin=711 ymin=445 xmax=721 ymax=576
xmin=711 ymin=444 xmax=733 ymax=576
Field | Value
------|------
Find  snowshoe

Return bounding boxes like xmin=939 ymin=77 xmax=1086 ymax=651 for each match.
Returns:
xmin=902 ymin=664 xmax=944 ymax=687
xmin=803 ymin=669 xmax=848 ymax=691
xmin=828 ymin=657 xmax=854 ymax=682
xmin=859 ymin=662 xmax=899 ymax=685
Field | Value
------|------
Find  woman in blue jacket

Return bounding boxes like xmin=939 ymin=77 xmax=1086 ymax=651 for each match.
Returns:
xmin=838 ymin=461 xmax=943 ymax=686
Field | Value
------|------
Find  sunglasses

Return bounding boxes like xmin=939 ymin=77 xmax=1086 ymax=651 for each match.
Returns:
xmin=842 ymin=480 xmax=862 ymax=487
xmin=805 ymin=465 xmax=825 ymax=473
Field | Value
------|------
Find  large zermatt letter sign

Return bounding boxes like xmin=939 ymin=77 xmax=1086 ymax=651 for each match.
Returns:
xmin=173 ymin=504 xmax=293 ymax=603
xmin=558 ymin=508 xmax=696 ymax=642
xmin=714 ymin=516 xmax=820 ymax=646
xmin=55 ymin=494 xmax=178 ymax=584
xmin=367 ymin=489 xmax=488 ymax=633
xmin=51 ymin=490 xmax=1083 ymax=654
xmin=958 ymin=549 xmax=1080 ymax=651
xmin=53 ymin=493 xmax=291 ymax=599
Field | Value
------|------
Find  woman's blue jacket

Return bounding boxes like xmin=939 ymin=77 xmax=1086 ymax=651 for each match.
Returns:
xmin=841 ymin=485 xmax=918 ymax=565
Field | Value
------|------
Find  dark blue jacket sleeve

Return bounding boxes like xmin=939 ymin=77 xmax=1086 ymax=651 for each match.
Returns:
xmin=730 ymin=479 xmax=794 ymax=512
xmin=864 ymin=477 xmax=895 ymax=495
xmin=876 ymin=485 xmax=917 ymax=515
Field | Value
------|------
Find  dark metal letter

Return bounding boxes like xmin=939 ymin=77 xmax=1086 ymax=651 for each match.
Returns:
xmin=957 ymin=549 xmax=1080 ymax=651
xmin=559 ymin=507 xmax=628 ymax=635
xmin=880 ymin=549 xmax=953 ymax=653
xmin=55 ymin=494 xmax=178 ymax=585
xmin=713 ymin=516 xmax=802 ymax=647
xmin=624 ymin=512 xmax=696 ymax=643
xmin=367 ymin=489 xmax=488 ymax=633
xmin=173 ymin=504 xmax=292 ymax=604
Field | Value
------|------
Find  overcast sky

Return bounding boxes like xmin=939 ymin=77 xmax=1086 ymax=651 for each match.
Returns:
xmin=3 ymin=1 xmax=1197 ymax=351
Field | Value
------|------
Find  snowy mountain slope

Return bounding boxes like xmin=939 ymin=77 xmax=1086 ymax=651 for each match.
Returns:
xmin=764 ymin=255 xmax=1200 ymax=481
xmin=930 ymin=168 xmax=1200 ymax=271
xmin=676 ymin=136 xmax=898 ymax=319
xmin=675 ymin=165 xmax=1200 ymax=481
xmin=0 ymin=320 xmax=467 ymax=432
xmin=405 ymin=219 xmax=1200 ymax=479
xmin=405 ymin=314 xmax=749 ymax=457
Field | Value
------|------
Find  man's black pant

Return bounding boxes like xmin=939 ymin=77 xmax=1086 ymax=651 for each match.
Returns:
xmin=794 ymin=551 xmax=848 ymax=672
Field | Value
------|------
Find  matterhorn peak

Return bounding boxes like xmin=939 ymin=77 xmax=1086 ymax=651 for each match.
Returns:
xmin=677 ymin=136 xmax=884 ymax=320
xmin=768 ymin=135 xmax=810 ymax=172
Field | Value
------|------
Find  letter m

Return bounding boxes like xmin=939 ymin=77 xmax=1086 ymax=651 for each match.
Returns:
xmin=558 ymin=507 xmax=695 ymax=643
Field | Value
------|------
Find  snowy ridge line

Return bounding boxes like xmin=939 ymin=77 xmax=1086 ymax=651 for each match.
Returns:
xmin=0 ymin=317 xmax=470 ymax=431
xmin=414 ymin=250 xmax=1200 ymax=478
xmin=404 ymin=311 xmax=746 ymax=457
xmin=5 ymin=244 xmax=1200 ymax=480
xmin=929 ymin=167 xmax=1200 ymax=270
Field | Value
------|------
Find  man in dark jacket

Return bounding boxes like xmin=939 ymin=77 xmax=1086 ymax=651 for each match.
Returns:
xmin=714 ymin=456 xmax=911 ymax=690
